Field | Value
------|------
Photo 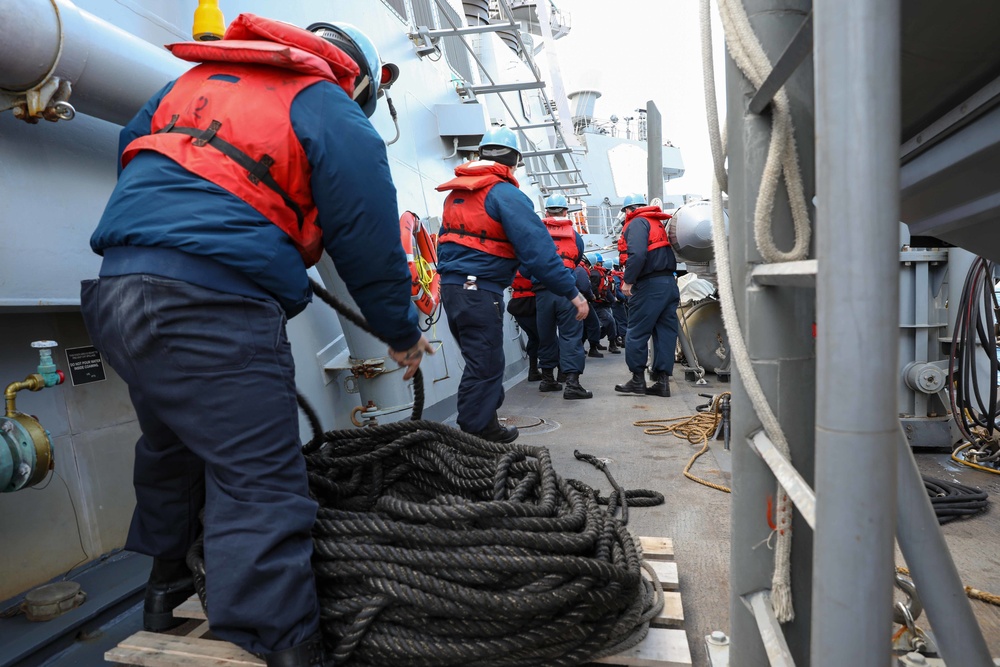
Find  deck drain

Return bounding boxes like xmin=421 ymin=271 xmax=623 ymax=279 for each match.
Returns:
xmin=498 ymin=414 xmax=561 ymax=435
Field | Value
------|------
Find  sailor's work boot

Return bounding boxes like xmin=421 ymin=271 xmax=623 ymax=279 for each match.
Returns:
xmin=563 ymin=373 xmax=593 ymax=400
xmin=607 ymin=340 xmax=621 ymax=354
xmin=647 ymin=371 xmax=671 ymax=397
xmin=587 ymin=346 xmax=604 ymax=359
xmin=527 ymin=357 xmax=542 ymax=382
xmin=144 ymin=557 xmax=196 ymax=632
xmin=539 ymin=368 xmax=563 ymax=392
xmin=615 ymin=372 xmax=647 ymax=395
xmin=472 ymin=417 xmax=519 ymax=443
xmin=265 ymin=633 xmax=328 ymax=667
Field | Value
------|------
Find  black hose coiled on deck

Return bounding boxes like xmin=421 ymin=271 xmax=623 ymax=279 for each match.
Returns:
xmin=923 ymin=475 xmax=989 ymax=524
xmin=188 ymin=279 xmax=664 ymax=666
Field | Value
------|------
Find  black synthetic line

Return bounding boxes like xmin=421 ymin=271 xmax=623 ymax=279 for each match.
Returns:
xmin=187 ymin=278 xmax=665 ymax=665
xmin=922 ymin=475 xmax=988 ymax=524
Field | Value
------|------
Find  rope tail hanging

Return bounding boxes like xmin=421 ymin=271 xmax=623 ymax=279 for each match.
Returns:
xmin=187 ymin=278 xmax=666 ymax=666
xmin=701 ymin=0 xmax=804 ymax=622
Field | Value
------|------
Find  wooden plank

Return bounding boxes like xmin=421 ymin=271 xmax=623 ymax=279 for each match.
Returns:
xmin=172 ymin=596 xmax=206 ymax=621
xmin=645 ymin=561 xmax=679 ymax=591
xmin=105 ymin=631 xmax=263 ymax=667
xmin=650 ymin=592 xmax=684 ymax=628
xmin=638 ymin=537 xmax=674 ymax=561
xmin=186 ymin=621 xmax=212 ymax=639
xmin=591 ymin=628 xmax=693 ymax=666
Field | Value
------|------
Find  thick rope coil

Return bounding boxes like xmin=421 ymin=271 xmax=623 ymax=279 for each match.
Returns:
xmin=187 ymin=279 xmax=664 ymax=665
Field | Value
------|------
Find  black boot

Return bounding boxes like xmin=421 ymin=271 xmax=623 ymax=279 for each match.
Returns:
xmin=265 ymin=633 xmax=328 ymax=667
xmin=647 ymin=372 xmax=670 ymax=397
xmin=527 ymin=357 xmax=542 ymax=382
xmin=472 ymin=417 xmax=519 ymax=443
xmin=563 ymin=372 xmax=593 ymax=400
xmin=607 ymin=340 xmax=621 ymax=354
xmin=595 ymin=342 xmax=607 ymax=350
xmin=587 ymin=345 xmax=604 ymax=359
xmin=615 ymin=371 xmax=647 ymax=395
xmin=144 ymin=557 xmax=196 ymax=632
xmin=539 ymin=368 xmax=563 ymax=392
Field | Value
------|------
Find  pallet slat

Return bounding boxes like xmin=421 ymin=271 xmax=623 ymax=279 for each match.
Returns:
xmin=645 ymin=560 xmax=679 ymax=591
xmin=637 ymin=537 xmax=674 ymax=561
xmin=651 ymin=591 xmax=684 ymax=628
xmin=591 ymin=628 xmax=693 ymax=666
xmin=105 ymin=631 xmax=262 ymax=667
xmin=172 ymin=597 xmax=205 ymax=621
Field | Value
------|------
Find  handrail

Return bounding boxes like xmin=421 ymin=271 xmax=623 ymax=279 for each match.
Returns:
xmin=430 ymin=0 xmax=589 ymax=197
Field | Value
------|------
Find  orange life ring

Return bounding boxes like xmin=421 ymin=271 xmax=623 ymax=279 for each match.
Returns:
xmin=399 ymin=211 xmax=441 ymax=316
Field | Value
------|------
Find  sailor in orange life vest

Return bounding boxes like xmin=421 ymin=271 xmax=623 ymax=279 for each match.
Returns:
xmin=80 ymin=15 xmax=431 ymax=667
xmin=436 ymin=128 xmax=589 ymax=441
xmin=532 ymin=195 xmax=593 ymax=399
xmin=614 ymin=193 xmax=679 ymax=397
xmin=507 ymin=271 xmax=543 ymax=382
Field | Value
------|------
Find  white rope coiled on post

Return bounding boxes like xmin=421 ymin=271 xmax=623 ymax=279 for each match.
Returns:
xmin=700 ymin=0 xmax=800 ymax=623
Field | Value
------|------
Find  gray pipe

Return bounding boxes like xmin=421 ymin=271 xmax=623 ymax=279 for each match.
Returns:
xmin=811 ymin=0 xmax=900 ymax=664
xmin=895 ymin=427 xmax=992 ymax=664
xmin=0 ymin=0 xmax=187 ymax=125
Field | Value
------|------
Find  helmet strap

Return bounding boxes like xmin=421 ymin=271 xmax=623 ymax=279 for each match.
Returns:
xmin=352 ymin=75 xmax=371 ymax=101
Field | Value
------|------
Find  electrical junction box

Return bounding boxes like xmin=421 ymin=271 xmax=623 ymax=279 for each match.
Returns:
xmin=434 ymin=103 xmax=487 ymax=149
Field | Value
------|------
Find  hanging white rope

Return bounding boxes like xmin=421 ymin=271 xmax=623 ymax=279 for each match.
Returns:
xmin=700 ymin=0 xmax=797 ymax=623
xmin=715 ymin=0 xmax=811 ymax=264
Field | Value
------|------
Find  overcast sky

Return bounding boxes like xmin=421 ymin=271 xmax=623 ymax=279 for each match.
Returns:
xmin=548 ymin=0 xmax=727 ymax=198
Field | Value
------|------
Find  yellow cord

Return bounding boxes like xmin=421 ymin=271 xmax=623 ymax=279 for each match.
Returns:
xmin=633 ymin=392 xmax=732 ymax=493
xmin=414 ymin=255 xmax=436 ymax=297
xmin=951 ymin=441 xmax=1000 ymax=475
xmin=896 ymin=566 xmax=1000 ymax=607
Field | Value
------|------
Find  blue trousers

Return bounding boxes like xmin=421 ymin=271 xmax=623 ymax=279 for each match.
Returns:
xmin=625 ymin=275 xmax=680 ymax=375
xmin=513 ymin=311 xmax=539 ymax=361
xmin=613 ymin=301 xmax=628 ymax=340
xmin=583 ymin=306 xmax=601 ymax=345
xmin=536 ymin=289 xmax=585 ymax=374
xmin=80 ymin=276 xmax=318 ymax=655
xmin=440 ymin=284 xmax=505 ymax=433
xmin=595 ymin=305 xmax=617 ymax=341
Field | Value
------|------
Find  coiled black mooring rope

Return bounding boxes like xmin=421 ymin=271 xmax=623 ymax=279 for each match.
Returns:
xmin=189 ymin=279 xmax=664 ymax=666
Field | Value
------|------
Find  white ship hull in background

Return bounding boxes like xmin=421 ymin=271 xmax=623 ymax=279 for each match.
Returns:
xmin=0 ymin=0 xmax=683 ymax=604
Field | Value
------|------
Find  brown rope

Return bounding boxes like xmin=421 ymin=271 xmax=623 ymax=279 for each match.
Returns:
xmin=633 ymin=393 xmax=732 ymax=493
xmin=896 ymin=566 xmax=1000 ymax=607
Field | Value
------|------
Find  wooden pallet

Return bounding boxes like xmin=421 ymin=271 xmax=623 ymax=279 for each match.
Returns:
xmin=105 ymin=536 xmax=691 ymax=667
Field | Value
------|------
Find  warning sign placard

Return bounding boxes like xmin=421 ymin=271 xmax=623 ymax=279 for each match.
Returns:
xmin=65 ymin=346 xmax=107 ymax=386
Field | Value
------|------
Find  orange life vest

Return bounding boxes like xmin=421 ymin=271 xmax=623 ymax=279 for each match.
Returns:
xmin=435 ymin=161 xmax=519 ymax=259
xmin=511 ymin=271 xmax=535 ymax=299
xmin=543 ymin=216 xmax=580 ymax=270
xmin=121 ymin=14 xmax=360 ymax=267
xmin=617 ymin=205 xmax=672 ymax=268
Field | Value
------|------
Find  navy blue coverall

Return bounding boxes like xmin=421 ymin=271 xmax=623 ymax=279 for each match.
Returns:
xmin=533 ymin=232 xmax=586 ymax=375
xmin=437 ymin=173 xmax=579 ymax=434
xmin=82 ymin=78 xmax=420 ymax=656
xmin=621 ymin=217 xmax=680 ymax=377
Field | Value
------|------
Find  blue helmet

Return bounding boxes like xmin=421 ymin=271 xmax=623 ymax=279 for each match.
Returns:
xmin=585 ymin=252 xmax=604 ymax=266
xmin=479 ymin=126 xmax=521 ymax=165
xmin=544 ymin=194 xmax=568 ymax=210
xmin=308 ymin=22 xmax=383 ymax=117
xmin=621 ymin=193 xmax=647 ymax=211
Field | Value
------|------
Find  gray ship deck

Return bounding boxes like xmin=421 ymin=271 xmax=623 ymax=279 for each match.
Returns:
xmin=498 ymin=352 xmax=1000 ymax=666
